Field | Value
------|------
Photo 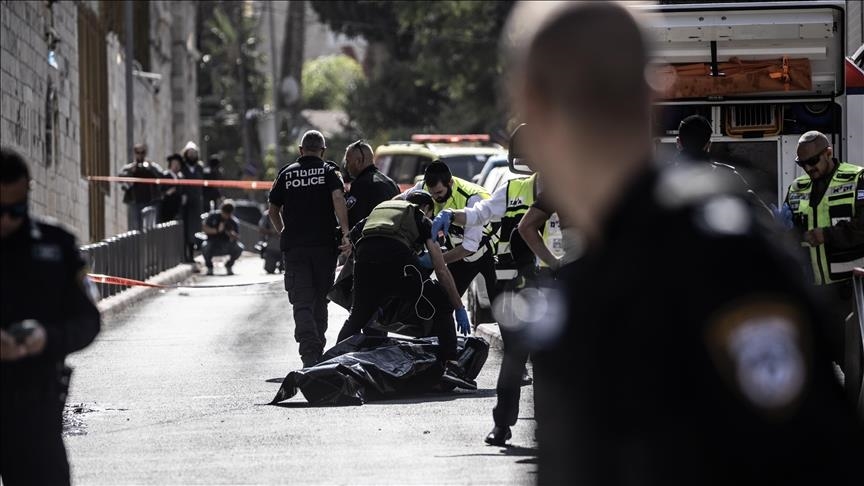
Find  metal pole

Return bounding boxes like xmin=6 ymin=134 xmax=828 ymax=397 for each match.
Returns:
xmin=268 ymin=1 xmax=280 ymax=163
xmin=125 ymin=0 xmax=135 ymax=165
xmin=237 ymin=2 xmax=254 ymax=175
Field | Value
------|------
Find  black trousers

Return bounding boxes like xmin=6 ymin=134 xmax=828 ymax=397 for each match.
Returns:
xmin=448 ymin=250 xmax=497 ymax=298
xmin=493 ymin=326 xmax=531 ymax=427
xmin=0 ymin=399 xmax=70 ymax=486
xmin=202 ymin=239 xmax=244 ymax=269
xmin=283 ymin=246 xmax=338 ymax=365
xmin=337 ymin=238 xmax=458 ymax=361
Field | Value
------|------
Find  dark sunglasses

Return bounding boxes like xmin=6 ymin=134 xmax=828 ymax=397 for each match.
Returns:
xmin=796 ymin=148 xmax=826 ymax=168
xmin=0 ymin=201 xmax=28 ymax=219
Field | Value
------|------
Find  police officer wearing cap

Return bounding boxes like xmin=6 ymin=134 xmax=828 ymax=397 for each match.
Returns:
xmin=503 ymin=2 xmax=861 ymax=484
xmin=1 ymin=147 xmax=101 ymax=485
xmin=268 ymin=130 xmax=351 ymax=367
xmin=343 ymin=140 xmax=399 ymax=229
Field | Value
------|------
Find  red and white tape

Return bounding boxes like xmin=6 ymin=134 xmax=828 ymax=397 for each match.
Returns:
xmin=87 ymin=175 xmax=272 ymax=191
xmin=88 ymin=273 xmax=269 ymax=289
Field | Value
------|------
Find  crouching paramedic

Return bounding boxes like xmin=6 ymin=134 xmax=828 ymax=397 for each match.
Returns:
xmin=336 ymin=191 xmax=476 ymax=389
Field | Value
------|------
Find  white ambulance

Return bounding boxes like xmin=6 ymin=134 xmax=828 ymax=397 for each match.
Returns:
xmin=635 ymin=0 xmax=864 ymax=206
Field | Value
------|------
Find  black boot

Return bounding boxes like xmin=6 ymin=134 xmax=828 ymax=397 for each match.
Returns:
xmin=485 ymin=425 xmax=512 ymax=446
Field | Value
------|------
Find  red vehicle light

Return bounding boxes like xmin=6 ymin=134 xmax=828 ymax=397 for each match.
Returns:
xmin=410 ymin=134 xmax=491 ymax=144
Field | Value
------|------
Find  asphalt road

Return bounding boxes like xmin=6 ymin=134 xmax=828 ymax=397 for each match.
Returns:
xmin=64 ymin=254 xmax=536 ymax=485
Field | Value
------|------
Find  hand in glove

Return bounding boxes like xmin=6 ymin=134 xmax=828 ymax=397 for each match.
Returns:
xmin=770 ymin=202 xmax=794 ymax=230
xmin=417 ymin=252 xmax=433 ymax=269
xmin=431 ymin=210 xmax=453 ymax=239
xmin=455 ymin=308 xmax=471 ymax=336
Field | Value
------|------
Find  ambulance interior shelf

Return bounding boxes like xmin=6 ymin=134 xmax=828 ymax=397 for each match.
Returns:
xmin=638 ymin=3 xmax=845 ymax=101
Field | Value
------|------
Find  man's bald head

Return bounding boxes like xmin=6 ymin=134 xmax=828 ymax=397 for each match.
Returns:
xmin=506 ymin=1 xmax=650 ymax=130
xmin=797 ymin=131 xmax=830 ymax=153
xmin=795 ymin=130 xmax=834 ymax=180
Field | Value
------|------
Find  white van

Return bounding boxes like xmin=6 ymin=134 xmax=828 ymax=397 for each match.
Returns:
xmin=635 ymin=0 xmax=864 ymax=206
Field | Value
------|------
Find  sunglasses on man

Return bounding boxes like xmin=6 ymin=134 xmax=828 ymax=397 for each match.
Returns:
xmin=0 ymin=200 xmax=28 ymax=219
xmin=795 ymin=148 xmax=827 ymax=168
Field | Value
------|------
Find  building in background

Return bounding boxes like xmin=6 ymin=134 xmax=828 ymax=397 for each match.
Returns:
xmin=0 ymin=0 xmax=199 ymax=242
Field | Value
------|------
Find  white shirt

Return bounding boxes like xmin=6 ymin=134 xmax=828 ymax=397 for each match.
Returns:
xmin=463 ymin=185 xmax=508 ymax=227
xmin=407 ymin=181 xmax=485 ymax=253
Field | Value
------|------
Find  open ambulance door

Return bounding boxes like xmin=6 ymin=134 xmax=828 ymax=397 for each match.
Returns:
xmin=635 ymin=1 xmax=848 ymax=206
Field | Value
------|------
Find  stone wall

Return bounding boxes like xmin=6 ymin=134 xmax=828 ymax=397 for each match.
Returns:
xmin=0 ymin=0 xmax=87 ymax=239
xmin=1 ymin=0 xmax=199 ymax=242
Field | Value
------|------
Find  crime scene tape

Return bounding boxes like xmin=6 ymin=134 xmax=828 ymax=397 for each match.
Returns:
xmin=87 ymin=175 xmax=272 ymax=191
xmin=88 ymin=273 xmax=270 ymax=289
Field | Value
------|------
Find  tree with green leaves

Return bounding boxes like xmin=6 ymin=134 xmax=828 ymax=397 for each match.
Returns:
xmin=198 ymin=1 xmax=268 ymax=183
xmin=302 ymin=54 xmax=364 ymax=110
xmin=312 ymin=1 xmax=515 ymax=141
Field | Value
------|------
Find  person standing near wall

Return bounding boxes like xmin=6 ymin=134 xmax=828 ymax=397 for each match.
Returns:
xmin=180 ymin=141 xmax=205 ymax=264
xmin=119 ymin=143 xmax=163 ymax=231
xmin=159 ymin=153 xmax=185 ymax=223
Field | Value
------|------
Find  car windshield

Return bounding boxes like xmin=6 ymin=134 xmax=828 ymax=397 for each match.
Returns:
xmin=439 ymin=154 xmax=491 ymax=181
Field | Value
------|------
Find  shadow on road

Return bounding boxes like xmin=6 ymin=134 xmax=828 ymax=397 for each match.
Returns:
xmin=368 ymin=388 xmax=497 ymax=405
xmin=265 ymin=377 xmax=285 ymax=383
xmin=261 ymin=388 xmax=496 ymax=407
xmin=436 ymin=445 xmax=538 ymax=459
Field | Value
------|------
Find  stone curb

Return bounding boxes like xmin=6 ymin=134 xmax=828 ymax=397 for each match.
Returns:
xmin=475 ymin=323 xmax=503 ymax=351
xmin=96 ymin=264 xmax=196 ymax=320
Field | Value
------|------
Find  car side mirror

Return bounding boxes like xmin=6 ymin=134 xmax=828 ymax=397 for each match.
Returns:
xmin=508 ymin=153 xmax=532 ymax=175
xmin=507 ymin=123 xmax=532 ymax=175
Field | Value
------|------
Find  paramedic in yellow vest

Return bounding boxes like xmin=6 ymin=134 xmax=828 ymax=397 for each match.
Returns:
xmin=402 ymin=161 xmax=498 ymax=300
xmin=783 ymin=130 xmax=864 ymax=370
xmin=430 ymin=125 xmax=547 ymax=447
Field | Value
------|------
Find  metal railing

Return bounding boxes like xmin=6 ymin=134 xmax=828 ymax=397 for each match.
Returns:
xmin=851 ymin=268 xmax=864 ymax=417
xmin=80 ymin=220 xmax=185 ymax=300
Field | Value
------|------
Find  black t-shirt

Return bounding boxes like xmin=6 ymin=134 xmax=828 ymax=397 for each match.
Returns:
xmin=1 ymin=217 xmax=100 ymax=392
xmin=531 ymin=165 xmax=862 ymax=485
xmin=346 ymin=165 xmax=400 ymax=229
xmin=203 ymin=211 xmax=239 ymax=244
xmin=268 ymin=155 xmax=343 ymax=250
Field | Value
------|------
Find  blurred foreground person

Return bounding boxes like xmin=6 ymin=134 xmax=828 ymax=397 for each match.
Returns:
xmin=1 ymin=147 xmax=101 ymax=485
xmin=504 ymin=2 xmax=862 ymax=484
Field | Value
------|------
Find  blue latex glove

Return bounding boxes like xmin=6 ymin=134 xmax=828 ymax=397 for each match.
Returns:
xmin=417 ymin=252 xmax=433 ymax=269
xmin=431 ymin=210 xmax=453 ymax=239
xmin=770 ymin=202 xmax=794 ymax=230
xmin=455 ymin=308 xmax=470 ymax=336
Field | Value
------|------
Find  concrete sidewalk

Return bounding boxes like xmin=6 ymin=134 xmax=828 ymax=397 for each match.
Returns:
xmin=96 ymin=264 xmax=197 ymax=319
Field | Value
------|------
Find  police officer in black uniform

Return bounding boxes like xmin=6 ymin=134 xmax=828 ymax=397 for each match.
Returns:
xmin=336 ymin=191 xmax=476 ymax=388
xmin=343 ymin=139 xmax=399 ymax=229
xmin=268 ymin=130 xmax=351 ymax=367
xmin=503 ymin=2 xmax=861 ymax=484
xmin=1 ymin=147 xmax=101 ymax=485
